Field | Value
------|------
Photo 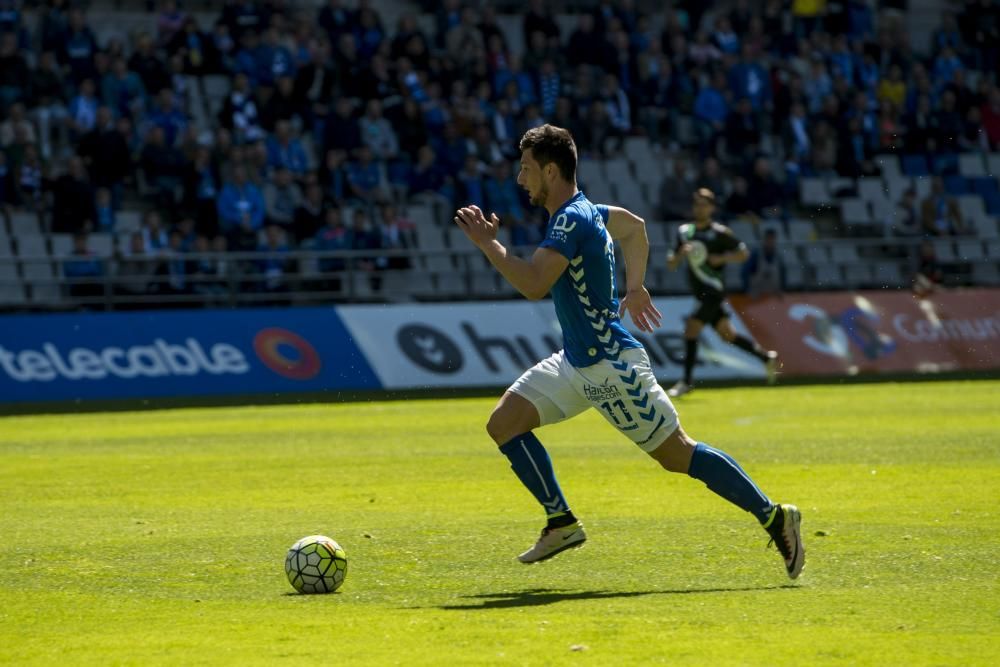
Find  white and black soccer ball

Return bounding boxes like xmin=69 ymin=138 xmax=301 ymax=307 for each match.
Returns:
xmin=285 ymin=535 xmax=347 ymax=594
xmin=686 ymin=240 xmax=708 ymax=266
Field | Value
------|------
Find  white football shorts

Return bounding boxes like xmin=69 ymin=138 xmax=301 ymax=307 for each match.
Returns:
xmin=508 ymin=347 xmax=680 ymax=452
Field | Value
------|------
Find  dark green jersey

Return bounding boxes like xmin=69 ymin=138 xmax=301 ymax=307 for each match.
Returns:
xmin=675 ymin=221 xmax=745 ymax=299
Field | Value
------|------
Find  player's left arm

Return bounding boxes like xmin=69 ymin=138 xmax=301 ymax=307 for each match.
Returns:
xmin=604 ymin=206 xmax=662 ymax=332
xmin=707 ymin=228 xmax=750 ymax=268
xmin=454 ymin=205 xmax=568 ymax=300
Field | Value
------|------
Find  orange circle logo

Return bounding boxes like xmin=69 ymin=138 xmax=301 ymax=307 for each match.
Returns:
xmin=253 ymin=328 xmax=322 ymax=380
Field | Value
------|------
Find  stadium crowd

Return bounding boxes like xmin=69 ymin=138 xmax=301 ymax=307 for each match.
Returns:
xmin=0 ymin=0 xmax=997 ymax=300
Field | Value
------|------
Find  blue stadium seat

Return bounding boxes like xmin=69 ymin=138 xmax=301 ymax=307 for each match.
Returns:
xmin=901 ymin=155 xmax=930 ymax=177
xmin=931 ymin=153 xmax=958 ymax=175
xmin=971 ymin=177 xmax=1000 ymax=197
xmin=943 ymin=175 xmax=969 ymax=195
xmin=984 ymin=193 xmax=1000 ymax=216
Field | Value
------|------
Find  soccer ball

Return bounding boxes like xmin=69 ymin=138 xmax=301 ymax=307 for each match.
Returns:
xmin=687 ymin=240 xmax=708 ymax=265
xmin=285 ymin=535 xmax=348 ymax=594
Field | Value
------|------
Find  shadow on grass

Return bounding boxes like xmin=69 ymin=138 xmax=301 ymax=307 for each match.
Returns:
xmin=433 ymin=585 xmax=800 ymax=610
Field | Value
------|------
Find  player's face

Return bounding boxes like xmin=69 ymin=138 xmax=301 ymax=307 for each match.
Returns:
xmin=692 ymin=197 xmax=714 ymax=221
xmin=517 ymin=150 xmax=548 ymax=207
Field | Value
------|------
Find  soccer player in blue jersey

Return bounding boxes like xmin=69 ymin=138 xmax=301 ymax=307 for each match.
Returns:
xmin=453 ymin=125 xmax=804 ymax=579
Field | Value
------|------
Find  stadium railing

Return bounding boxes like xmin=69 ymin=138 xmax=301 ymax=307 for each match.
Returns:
xmin=3 ymin=235 xmax=998 ymax=312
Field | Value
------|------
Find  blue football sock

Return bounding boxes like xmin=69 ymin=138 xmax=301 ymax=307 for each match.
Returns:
xmin=499 ymin=432 xmax=571 ymax=518
xmin=688 ymin=442 xmax=774 ymax=524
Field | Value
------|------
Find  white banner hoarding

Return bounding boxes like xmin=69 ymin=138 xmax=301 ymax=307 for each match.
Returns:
xmin=337 ymin=298 xmax=766 ymax=390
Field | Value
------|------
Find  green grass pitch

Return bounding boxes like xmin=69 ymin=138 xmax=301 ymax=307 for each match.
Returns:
xmin=1 ymin=381 xmax=998 ymax=665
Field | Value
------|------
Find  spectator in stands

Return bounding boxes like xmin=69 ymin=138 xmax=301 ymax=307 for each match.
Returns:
xmin=169 ymin=16 xmax=218 ymax=76
xmin=0 ymin=150 xmax=11 ymax=209
xmin=467 ymin=124 xmax=503 ymax=171
xmin=904 ymin=94 xmax=937 ymax=152
xmin=696 ymin=157 xmax=727 ymax=200
xmin=934 ymin=90 xmax=966 ymax=153
xmin=388 ymin=97 xmax=429 ymax=159
xmin=219 ymin=72 xmax=264 ymax=144
xmin=408 ymin=144 xmax=449 ymax=202
xmin=346 ymin=145 xmax=388 ymax=205
xmin=94 ymin=187 xmax=116 ymax=233
xmin=724 ymin=96 xmax=761 ymax=162
xmin=359 ymin=99 xmax=399 ymax=162
xmin=62 ymin=231 xmax=104 ymax=300
xmin=601 ymin=73 xmax=631 ymax=136
xmin=920 ymin=176 xmax=965 ymax=236
xmin=256 ymin=225 xmax=292 ymax=295
xmin=62 ymin=9 xmax=99 ymax=84
xmin=348 ymin=207 xmax=383 ymax=291
xmin=13 ymin=143 xmax=43 ymax=209
xmin=579 ymin=100 xmax=622 ymax=157
xmin=659 ymin=159 xmax=695 ymax=221
xmin=484 ymin=159 xmax=524 ymax=227
xmin=913 ymin=239 xmax=943 ymax=297
xmin=264 ymin=167 xmax=302 ymax=231
xmin=265 ymin=120 xmax=309 ymax=175
xmin=981 ymin=87 xmax=1000 ymax=150
xmin=747 ymin=157 xmax=784 ymax=219
xmin=0 ymin=32 xmax=30 ymax=112
xmin=523 ymin=0 xmax=560 ymax=49
xmin=379 ymin=204 xmax=416 ymax=270
xmin=323 ymin=96 xmax=361 ymax=155
xmin=694 ymin=70 xmax=729 ymax=156
xmin=67 ymin=78 xmax=99 ymax=140
xmin=115 ymin=231 xmax=158 ymax=300
xmin=315 ymin=205 xmax=348 ymax=278
xmin=725 ymin=175 xmax=755 ymax=220
xmin=782 ymin=102 xmax=811 ymax=164
xmin=140 ymin=210 xmax=169 ymax=253
xmin=50 ymin=156 xmax=95 ymax=233
xmin=139 ymin=126 xmax=184 ymax=208
xmin=30 ymin=51 xmax=69 ymax=160
xmin=742 ymin=228 xmax=786 ymax=297
xmin=321 ymin=148 xmax=349 ymax=203
xmin=454 ymin=154 xmax=485 ymax=210
xmin=888 ymin=187 xmax=922 ymax=237
xmin=190 ymin=234 xmax=229 ymax=302
xmin=148 ymin=88 xmax=187 ymax=147
xmin=260 ymin=75 xmax=300 ymax=131
xmin=728 ymin=44 xmax=772 ymax=111
xmin=217 ymin=164 xmax=265 ymax=250
xmin=77 ymin=106 xmax=131 ymax=199
xmin=160 ymin=229 xmax=190 ymax=297
xmin=293 ymin=182 xmax=326 ymax=244
xmin=102 ymin=57 xmax=147 ymax=120
xmin=128 ymin=32 xmax=170 ymax=96
xmin=960 ymin=106 xmax=988 ymax=151
xmin=0 ymin=103 xmax=35 ymax=149
xmin=183 ymin=145 xmax=221 ymax=237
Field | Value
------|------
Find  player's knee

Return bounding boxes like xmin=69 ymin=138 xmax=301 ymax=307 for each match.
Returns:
xmin=485 ymin=412 xmax=513 ymax=446
xmin=649 ymin=428 xmax=696 ymax=473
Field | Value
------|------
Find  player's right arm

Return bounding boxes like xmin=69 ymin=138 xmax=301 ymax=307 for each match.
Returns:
xmin=454 ymin=205 xmax=568 ymax=300
xmin=666 ymin=223 xmax=691 ymax=271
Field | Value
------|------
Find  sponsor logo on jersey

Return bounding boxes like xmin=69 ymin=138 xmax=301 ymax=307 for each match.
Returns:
xmin=583 ymin=381 xmax=622 ymax=402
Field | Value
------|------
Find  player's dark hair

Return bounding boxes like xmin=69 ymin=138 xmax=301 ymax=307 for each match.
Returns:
xmin=519 ymin=124 xmax=577 ymax=182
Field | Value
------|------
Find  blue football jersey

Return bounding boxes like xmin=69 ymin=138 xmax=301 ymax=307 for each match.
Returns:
xmin=539 ymin=192 xmax=642 ymax=368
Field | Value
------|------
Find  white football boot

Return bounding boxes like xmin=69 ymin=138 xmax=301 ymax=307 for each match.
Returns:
xmin=667 ymin=380 xmax=692 ymax=398
xmin=764 ymin=351 xmax=780 ymax=385
xmin=765 ymin=504 xmax=805 ymax=579
xmin=517 ymin=522 xmax=587 ymax=563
